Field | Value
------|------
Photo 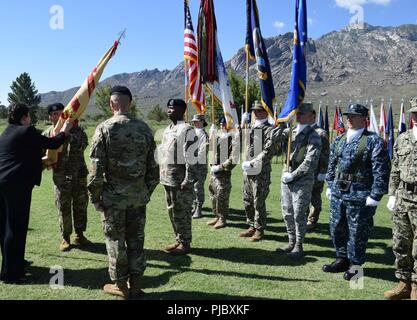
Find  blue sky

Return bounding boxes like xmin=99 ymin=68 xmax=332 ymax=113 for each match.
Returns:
xmin=1 ymin=0 xmax=416 ymax=104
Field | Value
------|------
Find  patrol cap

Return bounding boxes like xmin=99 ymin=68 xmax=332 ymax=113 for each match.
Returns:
xmin=408 ymin=97 xmax=417 ymax=113
xmin=110 ymin=86 xmax=133 ymax=101
xmin=343 ymin=104 xmax=369 ymax=117
xmin=297 ymin=102 xmax=314 ymax=114
xmin=47 ymin=103 xmax=65 ymax=114
xmin=191 ymin=114 xmax=208 ymax=127
xmin=167 ymin=99 xmax=187 ymax=110
xmin=251 ymin=101 xmax=265 ymax=112
xmin=219 ymin=116 xmax=227 ymax=125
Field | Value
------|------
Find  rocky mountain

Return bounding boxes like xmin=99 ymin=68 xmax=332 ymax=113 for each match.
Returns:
xmin=41 ymin=23 xmax=417 ymax=114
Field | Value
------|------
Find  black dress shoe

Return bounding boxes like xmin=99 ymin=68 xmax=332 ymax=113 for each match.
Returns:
xmin=344 ymin=266 xmax=362 ymax=281
xmin=322 ymin=258 xmax=350 ymax=273
xmin=24 ymin=259 xmax=33 ymax=267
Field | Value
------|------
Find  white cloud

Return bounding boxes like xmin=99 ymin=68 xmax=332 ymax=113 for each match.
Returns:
xmin=335 ymin=0 xmax=391 ymax=10
xmin=273 ymin=21 xmax=285 ymax=31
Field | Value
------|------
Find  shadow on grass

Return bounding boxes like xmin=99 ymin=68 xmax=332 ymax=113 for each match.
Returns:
xmin=365 ymin=267 xmax=396 ymax=282
xmin=76 ymin=242 xmax=107 ymax=255
xmin=190 ymin=247 xmax=317 ymax=267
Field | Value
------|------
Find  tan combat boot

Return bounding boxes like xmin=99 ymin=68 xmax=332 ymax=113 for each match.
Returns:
xmin=213 ymin=219 xmax=227 ymax=230
xmin=383 ymin=280 xmax=411 ymax=300
xmin=74 ymin=233 xmax=93 ymax=247
xmin=103 ymin=281 xmax=130 ymax=299
xmin=207 ymin=217 xmax=219 ymax=226
xmin=164 ymin=242 xmax=180 ymax=252
xmin=169 ymin=243 xmax=191 ymax=256
xmin=129 ymin=276 xmax=145 ymax=300
xmin=411 ymin=283 xmax=417 ymax=300
xmin=250 ymin=230 xmax=264 ymax=242
xmin=239 ymin=227 xmax=256 ymax=238
xmin=59 ymin=237 xmax=71 ymax=252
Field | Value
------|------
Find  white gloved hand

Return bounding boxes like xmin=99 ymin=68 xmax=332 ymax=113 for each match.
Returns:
xmin=211 ymin=165 xmax=221 ymax=174
xmin=317 ymin=173 xmax=327 ymax=182
xmin=387 ymin=196 xmax=396 ymax=212
xmin=281 ymin=172 xmax=294 ymax=184
xmin=326 ymin=188 xmax=332 ymax=201
xmin=242 ymin=161 xmax=252 ymax=172
xmin=241 ymin=113 xmax=251 ymax=125
xmin=366 ymin=197 xmax=380 ymax=207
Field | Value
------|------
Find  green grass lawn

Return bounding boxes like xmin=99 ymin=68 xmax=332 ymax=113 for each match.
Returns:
xmin=0 ymin=121 xmax=397 ymax=300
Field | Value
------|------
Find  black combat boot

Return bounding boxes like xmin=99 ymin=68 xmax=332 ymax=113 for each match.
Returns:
xmin=322 ymin=258 xmax=350 ymax=273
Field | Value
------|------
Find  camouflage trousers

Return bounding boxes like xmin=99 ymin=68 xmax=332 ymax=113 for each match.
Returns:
xmin=101 ymin=206 xmax=147 ymax=282
xmin=164 ymin=186 xmax=193 ymax=244
xmin=53 ymin=176 xmax=88 ymax=239
xmin=330 ymin=196 xmax=376 ymax=266
xmin=208 ymin=172 xmax=232 ymax=221
xmin=307 ymin=181 xmax=325 ymax=224
xmin=281 ymin=178 xmax=315 ymax=244
xmin=392 ymin=195 xmax=417 ymax=283
xmin=243 ymin=173 xmax=271 ymax=231
xmin=193 ymin=165 xmax=208 ymax=208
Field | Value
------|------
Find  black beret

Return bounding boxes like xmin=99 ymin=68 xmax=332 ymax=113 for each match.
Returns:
xmin=343 ymin=104 xmax=369 ymax=117
xmin=48 ymin=103 xmax=65 ymax=114
xmin=167 ymin=99 xmax=187 ymax=109
xmin=110 ymin=86 xmax=133 ymax=101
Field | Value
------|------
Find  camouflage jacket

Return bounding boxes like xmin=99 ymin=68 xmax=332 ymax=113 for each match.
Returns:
xmin=311 ymin=124 xmax=330 ymax=176
xmin=211 ymin=130 xmax=239 ymax=173
xmin=195 ymin=128 xmax=209 ymax=168
xmin=158 ymin=121 xmax=199 ymax=188
xmin=88 ymin=113 xmax=160 ymax=209
xmin=245 ymin=121 xmax=275 ymax=175
xmin=274 ymin=125 xmax=322 ymax=181
xmin=389 ymin=129 xmax=417 ymax=201
xmin=43 ymin=125 xmax=88 ymax=179
xmin=327 ymin=129 xmax=390 ymax=202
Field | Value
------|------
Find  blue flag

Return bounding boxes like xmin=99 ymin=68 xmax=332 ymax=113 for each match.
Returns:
xmin=324 ymin=104 xmax=330 ymax=136
xmin=385 ymin=104 xmax=395 ymax=160
xmin=246 ymin=0 xmax=276 ymax=118
xmin=317 ymin=103 xmax=324 ymax=129
xmin=278 ymin=0 xmax=308 ymax=122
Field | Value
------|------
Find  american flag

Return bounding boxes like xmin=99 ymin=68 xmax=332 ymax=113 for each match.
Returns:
xmin=184 ymin=0 xmax=206 ymax=113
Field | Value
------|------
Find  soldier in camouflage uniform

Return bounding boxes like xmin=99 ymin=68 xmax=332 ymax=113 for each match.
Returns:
xmin=384 ymin=98 xmax=417 ymax=300
xmin=273 ymin=103 xmax=322 ymax=258
xmin=43 ymin=103 xmax=91 ymax=252
xmin=88 ymin=86 xmax=159 ymax=299
xmin=307 ymin=111 xmax=330 ymax=231
xmin=240 ymin=101 xmax=275 ymax=242
xmin=191 ymin=114 xmax=209 ymax=219
xmin=159 ymin=99 xmax=198 ymax=255
xmin=323 ymin=104 xmax=390 ymax=281
xmin=207 ymin=117 xmax=239 ymax=229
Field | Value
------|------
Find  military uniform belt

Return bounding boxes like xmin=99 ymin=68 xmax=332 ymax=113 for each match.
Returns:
xmin=400 ymin=181 xmax=417 ymax=193
xmin=336 ymin=172 xmax=371 ymax=184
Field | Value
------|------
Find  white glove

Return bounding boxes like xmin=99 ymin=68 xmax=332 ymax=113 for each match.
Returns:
xmin=241 ymin=113 xmax=251 ymax=125
xmin=242 ymin=161 xmax=252 ymax=172
xmin=366 ymin=197 xmax=380 ymax=207
xmin=387 ymin=196 xmax=396 ymax=212
xmin=211 ymin=165 xmax=221 ymax=174
xmin=317 ymin=173 xmax=327 ymax=182
xmin=326 ymin=188 xmax=332 ymax=201
xmin=281 ymin=172 xmax=294 ymax=184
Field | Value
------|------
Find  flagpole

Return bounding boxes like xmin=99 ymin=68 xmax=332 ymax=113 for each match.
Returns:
xmin=243 ymin=49 xmax=250 ymax=162
xmin=184 ymin=61 xmax=189 ymax=122
xmin=286 ymin=122 xmax=293 ymax=171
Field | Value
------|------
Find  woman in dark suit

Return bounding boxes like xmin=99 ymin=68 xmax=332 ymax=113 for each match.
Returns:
xmin=0 ymin=103 xmax=72 ymax=284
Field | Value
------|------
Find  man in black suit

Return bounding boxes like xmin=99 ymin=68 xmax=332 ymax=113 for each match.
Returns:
xmin=0 ymin=103 xmax=72 ymax=284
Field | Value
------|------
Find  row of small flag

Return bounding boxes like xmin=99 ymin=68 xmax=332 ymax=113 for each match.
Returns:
xmin=315 ymin=100 xmax=414 ymax=160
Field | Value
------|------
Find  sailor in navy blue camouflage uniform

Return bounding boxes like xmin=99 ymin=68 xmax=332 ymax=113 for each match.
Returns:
xmin=323 ymin=104 xmax=390 ymax=280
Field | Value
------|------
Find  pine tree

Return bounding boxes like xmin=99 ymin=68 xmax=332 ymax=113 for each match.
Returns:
xmin=8 ymin=73 xmax=41 ymax=125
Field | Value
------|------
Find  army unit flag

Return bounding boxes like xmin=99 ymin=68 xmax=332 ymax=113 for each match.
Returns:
xmin=246 ymin=0 xmax=276 ymax=119
xmin=368 ymin=102 xmax=379 ymax=134
xmin=386 ymin=103 xmax=395 ymax=160
xmin=43 ymin=38 xmax=121 ymax=167
xmin=398 ymin=100 xmax=407 ymax=136
xmin=184 ymin=0 xmax=206 ymax=113
xmin=278 ymin=0 xmax=307 ymax=123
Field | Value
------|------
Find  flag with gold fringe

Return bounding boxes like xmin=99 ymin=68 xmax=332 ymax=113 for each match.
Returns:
xmin=43 ymin=35 xmax=123 ymax=167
